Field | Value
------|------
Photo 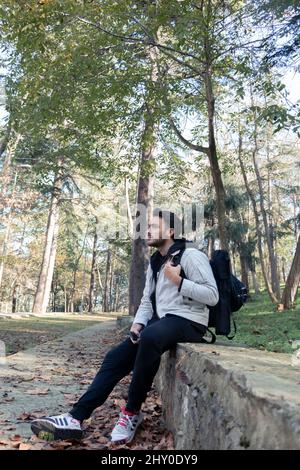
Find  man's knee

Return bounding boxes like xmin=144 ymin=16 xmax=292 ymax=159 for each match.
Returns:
xmin=103 ymin=338 xmax=135 ymax=365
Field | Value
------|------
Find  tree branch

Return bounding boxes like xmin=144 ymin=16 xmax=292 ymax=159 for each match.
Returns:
xmin=58 ymin=13 xmax=203 ymax=74
xmin=169 ymin=117 xmax=208 ymax=154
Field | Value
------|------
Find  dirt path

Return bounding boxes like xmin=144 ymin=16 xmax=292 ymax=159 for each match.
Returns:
xmin=0 ymin=320 xmax=174 ymax=450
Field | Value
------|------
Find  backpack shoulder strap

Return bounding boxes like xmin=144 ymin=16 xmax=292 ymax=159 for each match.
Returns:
xmin=168 ymin=247 xmax=187 ymax=279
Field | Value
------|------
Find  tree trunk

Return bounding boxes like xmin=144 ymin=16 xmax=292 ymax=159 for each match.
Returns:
xmin=114 ymin=278 xmax=120 ymax=312
xmin=11 ymin=283 xmax=18 ymax=313
xmin=64 ymin=286 xmax=67 ymax=313
xmin=204 ymin=66 xmax=228 ymax=250
xmin=88 ymin=220 xmax=98 ymax=313
xmin=125 ymin=177 xmax=133 ymax=237
xmin=0 ymin=121 xmax=11 ymax=159
xmin=128 ymin=110 xmax=155 ymax=315
xmin=103 ymin=247 xmax=111 ymax=312
xmin=0 ymin=131 xmax=21 ymax=201
xmin=129 ymin=40 xmax=157 ymax=316
xmin=239 ymin=253 xmax=249 ymax=292
xmin=32 ymin=172 xmax=62 ymax=314
xmin=237 ymin=132 xmax=278 ymax=303
xmin=109 ymin=250 xmax=115 ymax=312
xmin=282 ymin=257 xmax=286 ymax=284
xmin=251 ymin=269 xmax=260 ymax=295
xmin=281 ymin=234 xmax=300 ymax=309
xmin=0 ymin=171 xmax=18 ymax=289
xmin=249 ymin=91 xmax=280 ymax=301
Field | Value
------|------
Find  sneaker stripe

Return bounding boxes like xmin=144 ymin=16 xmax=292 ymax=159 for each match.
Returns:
xmin=45 ymin=418 xmax=56 ymax=424
xmin=63 ymin=417 xmax=68 ymax=426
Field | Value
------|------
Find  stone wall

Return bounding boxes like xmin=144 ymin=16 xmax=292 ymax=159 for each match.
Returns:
xmin=154 ymin=342 xmax=300 ymax=450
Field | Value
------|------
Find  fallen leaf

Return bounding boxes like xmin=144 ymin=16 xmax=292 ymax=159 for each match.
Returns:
xmin=27 ymin=388 xmax=50 ymax=395
xmin=19 ymin=443 xmax=31 ymax=451
xmin=18 ymin=413 xmax=32 ymax=421
xmin=0 ymin=440 xmax=9 ymax=446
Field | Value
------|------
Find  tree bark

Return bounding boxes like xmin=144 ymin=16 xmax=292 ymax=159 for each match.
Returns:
xmin=88 ymin=219 xmax=98 ymax=313
xmin=103 ymin=247 xmax=111 ymax=312
xmin=32 ymin=172 xmax=62 ymax=314
xmin=204 ymin=64 xmax=228 ymax=250
xmin=281 ymin=234 xmax=300 ymax=309
xmin=0 ymin=171 xmax=18 ymax=289
xmin=128 ymin=109 xmax=156 ymax=315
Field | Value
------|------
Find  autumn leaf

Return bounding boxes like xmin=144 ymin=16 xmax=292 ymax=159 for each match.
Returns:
xmin=27 ymin=388 xmax=50 ymax=395
xmin=19 ymin=443 xmax=32 ymax=450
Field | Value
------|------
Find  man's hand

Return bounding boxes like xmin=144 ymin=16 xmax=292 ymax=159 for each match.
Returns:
xmin=164 ymin=260 xmax=182 ymax=287
xmin=130 ymin=323 xmax=144 ymax=335
xmin=130 ymin=323 xmax=144 ymax=344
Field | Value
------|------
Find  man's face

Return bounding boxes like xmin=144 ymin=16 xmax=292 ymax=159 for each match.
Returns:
xmin=147 ymin=216 xmax=173 ymax=247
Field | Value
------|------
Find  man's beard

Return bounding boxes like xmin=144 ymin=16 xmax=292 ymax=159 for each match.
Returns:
xmin=147 ymin=238 xmax=167 ymax=248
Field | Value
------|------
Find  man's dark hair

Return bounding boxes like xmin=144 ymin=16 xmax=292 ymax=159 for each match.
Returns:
xmin=152 ymin=208 xmax=183 ymax=240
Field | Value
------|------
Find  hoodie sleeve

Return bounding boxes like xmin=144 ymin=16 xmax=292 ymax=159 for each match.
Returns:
xmin=132 ymin=264 xmax=154 ymax=326
xmin=178 ymin=249 xmax=219 ymax=306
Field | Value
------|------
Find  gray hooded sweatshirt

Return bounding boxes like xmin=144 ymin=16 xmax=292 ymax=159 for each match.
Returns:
xmin=133 ymin=246 xmax=219 ymax=328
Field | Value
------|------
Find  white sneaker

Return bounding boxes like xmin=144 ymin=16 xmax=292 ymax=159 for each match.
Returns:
xmin=31 ymin=412 xmax=83 ymax=441
xmin=110 ymin=407 xmax=144 ymax=444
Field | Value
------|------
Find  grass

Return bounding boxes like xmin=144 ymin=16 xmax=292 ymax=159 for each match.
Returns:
xmin=0 ymin=314 xmax=116 ymax=355
xmin=221 ymin=291 xmax=300 ymax=353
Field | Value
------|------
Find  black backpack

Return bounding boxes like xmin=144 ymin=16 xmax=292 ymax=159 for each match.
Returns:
xmin=169 ymin=248 xmax=248 ymax=344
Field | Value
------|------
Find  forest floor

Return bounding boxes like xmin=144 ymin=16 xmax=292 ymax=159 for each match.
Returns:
xmin=0 ymin=320 xmax=174 ymax=451
xmin=0 ymin=314 xmax=119 ymax=355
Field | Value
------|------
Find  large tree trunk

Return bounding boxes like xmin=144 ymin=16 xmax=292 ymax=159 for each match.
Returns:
xmin=32 ymin=173 xmax=61 ymax=314
xmin=204 ymin=65 xmax=228 ymax=251
xmin=128 ymin=108 xmax=156 ymax=315
xmin=88 ymin=220 xmax=98 ymax=313
xmin=281 ymin=235 xmax=300 ymax=309
xmin=128 ymin=40 xmax=157 ymax=316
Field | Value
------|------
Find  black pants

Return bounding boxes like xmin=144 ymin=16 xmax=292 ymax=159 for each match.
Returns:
xmin=69 ymin=314 xmax=207 ymax=422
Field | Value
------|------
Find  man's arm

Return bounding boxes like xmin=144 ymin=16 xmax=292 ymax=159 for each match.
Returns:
xmin=178 ymin=250 xmax=219 ymax=306
xmin=132 ymin=263 xmax=154 ymax=327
